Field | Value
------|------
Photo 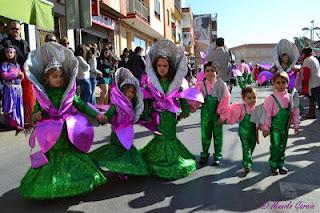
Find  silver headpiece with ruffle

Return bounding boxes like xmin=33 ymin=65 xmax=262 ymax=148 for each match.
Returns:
xmin=114 ymin=67 xmax=144 ymax=122
xmin=273 ymin=39 xmax=299 ymax=72
xmin=120 ymin=78 xmax=136 ymax=88
xmin=25 ymin=42 xmax=78 ymax=103
xmin=44 ymin=58 xmax=63 ymax=73
xmin=145 ymin=39 xmax=188 ymax=94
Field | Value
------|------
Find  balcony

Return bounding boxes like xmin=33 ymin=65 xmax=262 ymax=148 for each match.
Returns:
xmin=122 ymin=0 xmax=163 ymax=39
xmin=126 ymin=0 xmax=149 ymax=22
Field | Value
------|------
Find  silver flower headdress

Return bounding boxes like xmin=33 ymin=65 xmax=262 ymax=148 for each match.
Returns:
xmin=145 ymin=39 xmax=188 ymax=94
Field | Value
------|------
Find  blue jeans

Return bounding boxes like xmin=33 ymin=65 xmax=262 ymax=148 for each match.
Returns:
xmin=90 ymin=78 xmax=97 ymax=105
xmin=79 ymin=78 xmax=92 ymax=104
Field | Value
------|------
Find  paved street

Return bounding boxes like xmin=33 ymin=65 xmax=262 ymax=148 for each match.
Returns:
xmin=0 ymin=85 xmax=320 ymax=213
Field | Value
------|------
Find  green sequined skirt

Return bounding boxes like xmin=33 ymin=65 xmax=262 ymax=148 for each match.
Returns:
xmin=140 ymin=135 xmax=196 ymax=180
xmin=90 ymin=133 xmax=149 ymax=176
xmin=20 ymin=130 xmax=107 ymax=200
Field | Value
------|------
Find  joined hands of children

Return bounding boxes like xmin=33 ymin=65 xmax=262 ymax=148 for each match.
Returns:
xmin=96 ymin=113 xmax=107 ymax=124
xmin=32 ymin=111 xmax=43 ymax=122
xmin=177 ymin=113 xmax=188 ymax=121
xmin=262 ymin=130 xmax=270 ymax=138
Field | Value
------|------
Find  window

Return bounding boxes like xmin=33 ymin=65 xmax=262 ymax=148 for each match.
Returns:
xmin=154 ymin=0 xmax=161 ymax=19
xmin=134 ymin=36 xmax=146 ymax=52
xmin=167 ymin=9 xmax=170 ymax=25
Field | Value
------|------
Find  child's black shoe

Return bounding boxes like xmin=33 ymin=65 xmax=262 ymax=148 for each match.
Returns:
xmin=198 ymin=157 xmax=208 ymax=168
xmin=212 ymin=159 xmax=221 ymax=166
xmin=279 ymin=167 xmax=288 ymax=175
xmin=244 ymin=168 xmax=250 ymax=174
xmin=271 ymin=169 xmax=279 ymax=176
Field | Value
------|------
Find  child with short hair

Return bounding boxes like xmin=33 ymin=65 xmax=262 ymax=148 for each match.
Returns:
xmin=196 ymin=62 xmax=230 ymax=167
xmin=220 ymin=87 xmax=259 ymax=174
xmin=262 ymin=71 xmax=300 ymax=175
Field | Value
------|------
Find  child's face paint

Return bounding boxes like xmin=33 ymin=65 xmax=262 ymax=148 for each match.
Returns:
xmin=273 ymin=76 xmax=288 ymax=93
xmin=156 ymin=58 xmax=169 ymax=79
xmin=243 ymin=92 xmax=256 ymax=107
xmin=204 ymin=66 xmax=217 ymax=81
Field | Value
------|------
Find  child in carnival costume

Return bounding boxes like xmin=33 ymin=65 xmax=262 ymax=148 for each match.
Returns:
xmin=273 ymin=39 xmax=300 ymax=92
xmin=20 ymin=42 xmax=106 ymax=199
xmin=90 ymin=67 xmax=149 ymax=176
xmin=262 ymin=71 xmax=300 ymax=175
xmin=0 ymin=45 xmax=24 ymax=131
xmin=196 ymin=62 xmax=230 ymax=167
xmin=139 ymin=40 xmax=204 ymax=180
xmin=220 ymin=87 xmax=261 ymax=174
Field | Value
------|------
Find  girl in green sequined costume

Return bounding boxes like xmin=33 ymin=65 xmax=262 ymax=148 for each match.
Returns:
xmin=220 ymin=87 xmax=260 ymax=174
xmin=20 ymin=43 xmax=106 ymax=199
xmin=90 ymin=68 xmax=149 ymax=176
xmin=140 ymin=40 xmax=197 ymax=180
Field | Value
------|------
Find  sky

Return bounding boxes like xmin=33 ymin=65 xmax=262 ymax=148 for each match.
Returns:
xmin=183 ymin=0 xmax=320 ymax=48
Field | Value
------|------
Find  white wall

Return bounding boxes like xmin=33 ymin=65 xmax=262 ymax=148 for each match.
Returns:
xmin=182 ymin=13 xmax=191 ymax=28
xmin=107 ymin=0 xmax=121 ymax=13
xmin=149 ymin=0 xmax=165 ymax=37
xmin=67 ymin=29 xmax=75 ymax=51
xmin=28 ymin=25 xmax=37 ymax=51
xmin=176 ymin=20 xmax=183 ymax=44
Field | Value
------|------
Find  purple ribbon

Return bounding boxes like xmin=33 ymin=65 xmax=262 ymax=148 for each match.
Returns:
xmin=29 ymin=83 xmax=94 ymax=168
xmin=140 ymin=76 xmax=204 ymax=131
xmin=109 ymin=84 xmax=135 ymax=150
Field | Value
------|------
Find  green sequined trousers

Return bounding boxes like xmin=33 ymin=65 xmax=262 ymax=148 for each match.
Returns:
xmin=237 ymin=76 xmax=246 ymax=89
xmin=140 ymin=79 xmax=196 ymax=180
xmin=269 ymin=95 xmax=290 ymax=170
xmin=200 ymin=81 xmax=223 ymax=160
xmin=20 ymin=88 xmax=107 ymax=199
xmin=239 ymin=112 xmax=256 ymax=169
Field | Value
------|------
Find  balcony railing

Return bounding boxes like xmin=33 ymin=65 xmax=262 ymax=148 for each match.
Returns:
xmin=126 ymin=0 xmax=149 ymax=21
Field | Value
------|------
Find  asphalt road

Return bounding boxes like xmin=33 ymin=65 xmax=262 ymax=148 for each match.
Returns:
xmin=0 ymin=85 xmax=319 ymax=213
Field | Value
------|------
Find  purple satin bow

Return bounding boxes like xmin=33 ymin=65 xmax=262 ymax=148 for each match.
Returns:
xmin=140 ymin=77 xmax=204 ymax=131
xmin=109 ymin=85 xmax=135 ymax=150
xmin=29 ymin=83 xmax=94 ymax=168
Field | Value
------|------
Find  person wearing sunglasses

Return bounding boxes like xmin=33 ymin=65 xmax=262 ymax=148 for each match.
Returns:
xmin=59 ymin=37 xmax=70 ymax=48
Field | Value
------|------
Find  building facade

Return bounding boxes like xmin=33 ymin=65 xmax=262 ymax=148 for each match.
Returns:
xmin=230 ymin=43 xmax=277 ymax=64
xmin=120 ymin=0 xmax=165 ymax=55
xmin=182 ymin=7 xmax=194 ymax=54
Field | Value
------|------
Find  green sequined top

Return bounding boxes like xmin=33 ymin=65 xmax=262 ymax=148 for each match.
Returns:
xmin=33 ymin=87 xmax=98 ymax=119
xmin=141 ymin=79 xmax=190 ymax=121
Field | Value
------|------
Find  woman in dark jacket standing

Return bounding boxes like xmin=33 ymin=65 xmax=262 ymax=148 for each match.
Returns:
xmin=127 ymin=46 xmax=145 ymax=81
xmin=97 ymin=48 xmax=113 ymax=105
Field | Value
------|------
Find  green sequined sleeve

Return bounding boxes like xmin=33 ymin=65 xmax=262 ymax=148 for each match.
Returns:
xmin=33 ymin=101 xmax=41 ymax=114
xmin=73 ymin=95 xmax=98 ymax=119
xmin=104 ymin=104 xmax=116 ymax=121
xmin=140 ymin=99 xmax=152 ymax=120
xmin=179 ymin=98 xmax=190 ymax=117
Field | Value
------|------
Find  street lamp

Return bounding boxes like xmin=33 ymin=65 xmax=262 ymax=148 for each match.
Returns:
xmin=302 ymin=20 xmax=320 ymax=41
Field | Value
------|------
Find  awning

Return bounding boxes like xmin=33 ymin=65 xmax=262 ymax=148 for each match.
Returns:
xmin=0 ymin=0 xmax=54 ymax=31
